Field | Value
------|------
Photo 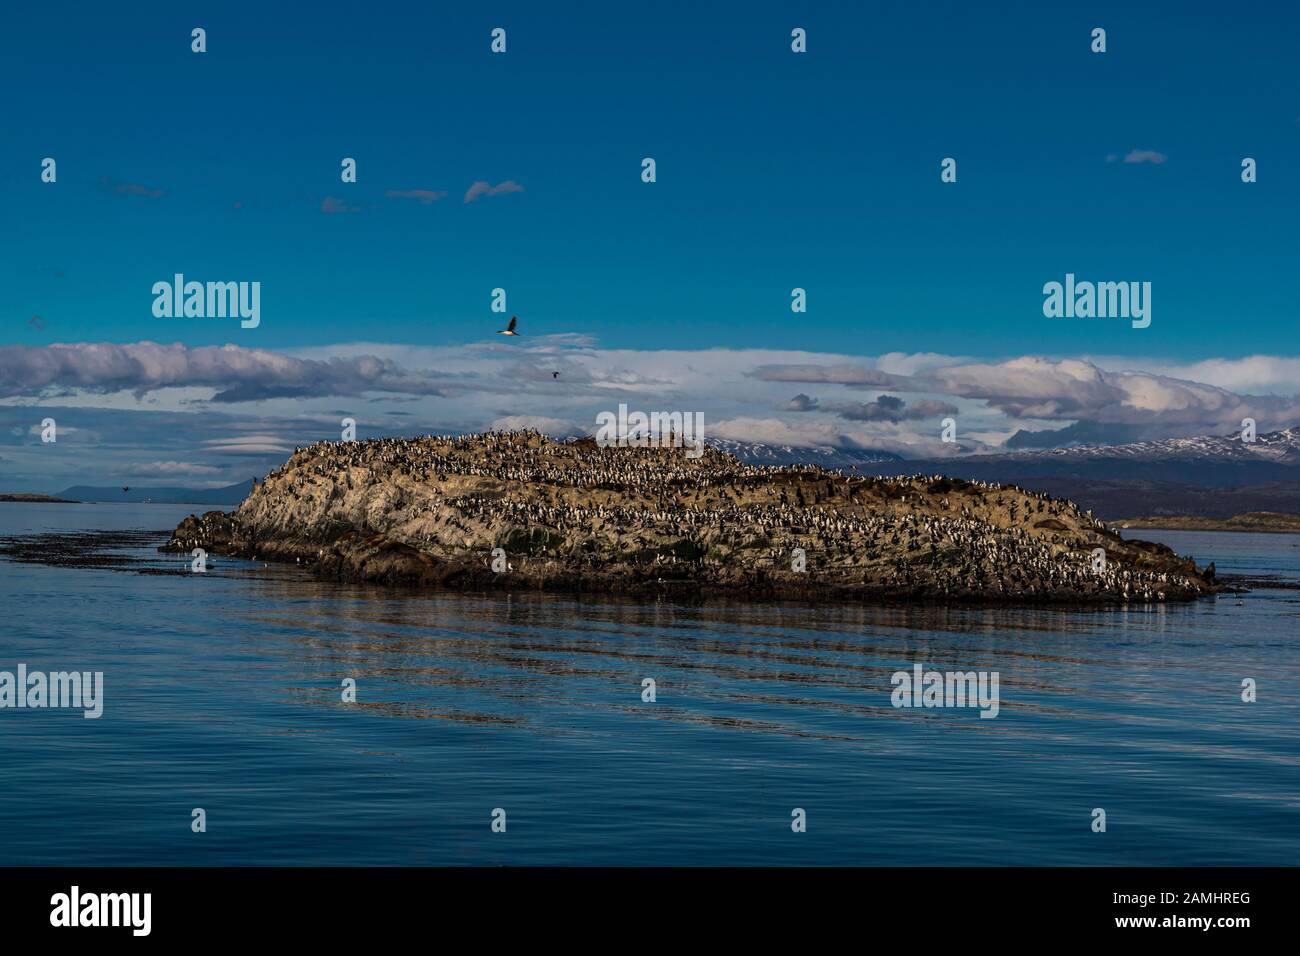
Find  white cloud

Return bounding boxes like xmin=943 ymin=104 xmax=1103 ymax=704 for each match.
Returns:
xmin=130 ymin=461 xmax=224 ymax=477
xmin=201 ymin=435 xmax=295 ymax=456
xmin=1122 ymin=149 xmax=1167 ymax=164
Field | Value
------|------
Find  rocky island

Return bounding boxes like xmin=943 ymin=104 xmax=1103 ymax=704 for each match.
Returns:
xmin=164 ymin=431 xmax=1217 ymax=604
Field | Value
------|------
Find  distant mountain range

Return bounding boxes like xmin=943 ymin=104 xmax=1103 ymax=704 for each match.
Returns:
xmin=54 ymin=480 xmax=254 ymax=505
xmin=862 ymin=428 xmax=1300 ymax=490
xmin=996 ymin=427 xmax=1300 ymax=466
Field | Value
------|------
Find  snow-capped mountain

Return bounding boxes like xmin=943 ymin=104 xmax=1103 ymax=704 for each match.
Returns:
xmin=993 ymin=427 xmax=1300 ymax=464
xmin=706 ymin=428 xmax=1300 ymax=471
xmin=705 ymin=427 xmax=1300 ymax=471
xmin=839 ymin=426 xmax=1300 ymax=518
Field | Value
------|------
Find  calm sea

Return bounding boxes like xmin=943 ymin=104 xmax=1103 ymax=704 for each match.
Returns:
xmin=1 ymin=503 xmax=1297 ymax=865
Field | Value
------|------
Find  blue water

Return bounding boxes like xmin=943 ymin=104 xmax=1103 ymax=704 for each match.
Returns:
xmin=1 ymin=503 xmax=1298 ymax=865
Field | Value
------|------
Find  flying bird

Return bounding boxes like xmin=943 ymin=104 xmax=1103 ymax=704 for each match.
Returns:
xmin=497 ymin=316 xmax=520 ymax=336
xmin=121 ymin=486 xmax=130 ymax=492
xmin=552 ymin=371 xmax=559 ymax=378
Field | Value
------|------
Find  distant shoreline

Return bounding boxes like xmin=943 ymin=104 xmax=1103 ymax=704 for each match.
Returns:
xmin=0 ymin=496 xmax=232 ymax=506
xmin=1115 ymin=512 xmax=1300 ymax=534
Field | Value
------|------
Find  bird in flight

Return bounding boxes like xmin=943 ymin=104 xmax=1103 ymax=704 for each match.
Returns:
xmin=497 ymin=316 xmax=520 ymax=336
xmin=121 ymin=486 xmax=130 ymax=492
xmin=552 ymin=371 xmax=559 ymax=378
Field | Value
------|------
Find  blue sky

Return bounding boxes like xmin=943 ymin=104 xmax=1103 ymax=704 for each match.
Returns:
xmin=5 ymin=0 xmax=1297 ymax=355
xmin=2 ymin=1 xmax=1299 ymax=490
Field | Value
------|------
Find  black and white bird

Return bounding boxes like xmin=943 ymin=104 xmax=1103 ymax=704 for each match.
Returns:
xmin=552 ymin=371 xmax=559 ymax=378
xmin=497 ymin=316 xmax=520 ymax=336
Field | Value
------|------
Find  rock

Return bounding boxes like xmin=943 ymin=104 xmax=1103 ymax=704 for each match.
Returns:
xmin=162 ymin=430 xmax=1219 ymax=605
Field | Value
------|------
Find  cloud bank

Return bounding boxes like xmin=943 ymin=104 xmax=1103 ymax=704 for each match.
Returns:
xmin=5 ymin=339 xmax=1300 ymax=490
xmin=0 ymin=342 xmax=460 ymax=403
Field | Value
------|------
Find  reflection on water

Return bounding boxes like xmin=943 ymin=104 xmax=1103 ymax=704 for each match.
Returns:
xmin=1 ymin=504 xmax=1298 ymax=865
